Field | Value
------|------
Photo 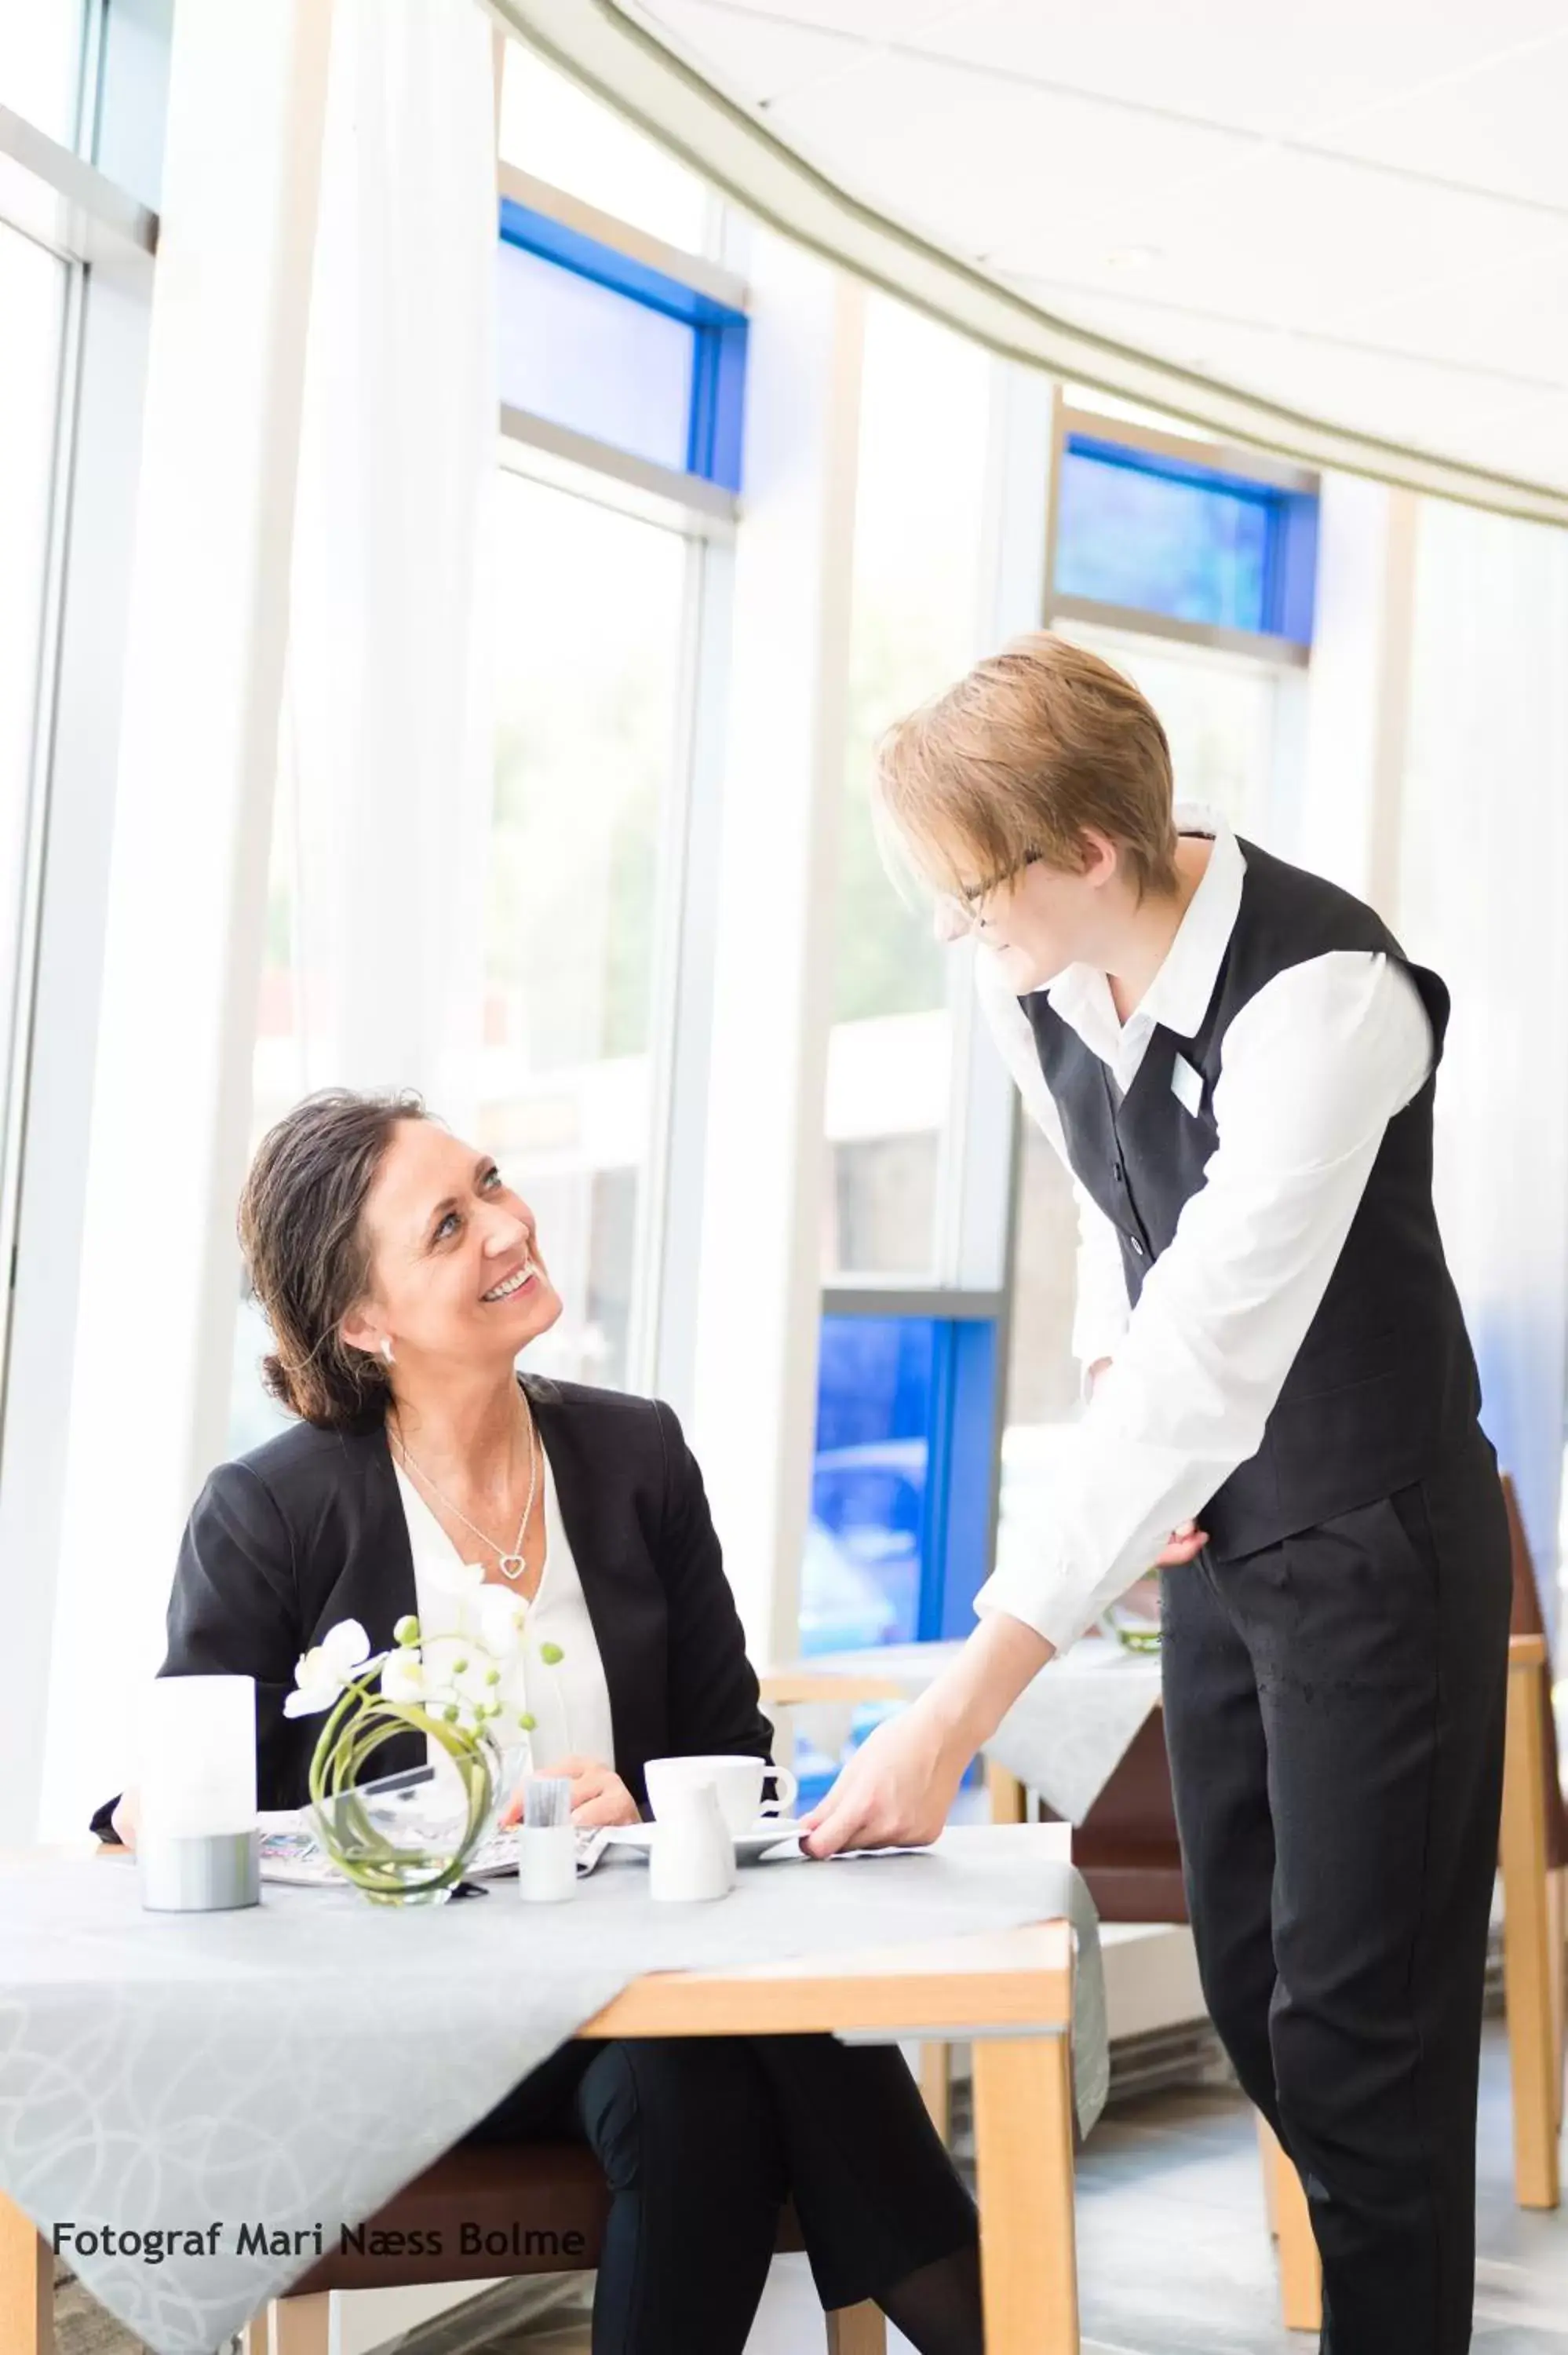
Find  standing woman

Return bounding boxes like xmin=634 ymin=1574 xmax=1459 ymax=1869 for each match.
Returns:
xmin=801 ymin=633 xmax=1513 ymax=2355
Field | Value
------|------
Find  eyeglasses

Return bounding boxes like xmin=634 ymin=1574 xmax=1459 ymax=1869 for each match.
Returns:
xmin=936 ymin=849 xmax=1046 ymax=935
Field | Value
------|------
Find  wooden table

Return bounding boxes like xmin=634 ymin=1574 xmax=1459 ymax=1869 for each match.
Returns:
xmin=583 ymin=1917 xmax=1080 ymax=2355
xmin=1 ymin=1853 xmax=1084 ymax=2355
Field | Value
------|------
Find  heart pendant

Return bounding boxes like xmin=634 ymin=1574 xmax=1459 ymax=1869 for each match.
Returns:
xmin=498 ymin=1554 xmax=527 ymax=1582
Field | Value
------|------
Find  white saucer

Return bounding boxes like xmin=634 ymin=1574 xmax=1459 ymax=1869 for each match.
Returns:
xmin=605 ymin=1819 xmax=802 ymax=1863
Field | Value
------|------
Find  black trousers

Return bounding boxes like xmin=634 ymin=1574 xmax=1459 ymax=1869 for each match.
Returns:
xmin=1161 ymin=1427 xmax=1512 ymax=2355
xmin=467 ymin=2031 xmax=977 ymax=2355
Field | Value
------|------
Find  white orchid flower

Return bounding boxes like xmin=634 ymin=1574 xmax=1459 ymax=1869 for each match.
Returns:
xmin=283 ymin=1618 xmax=372 ymax=1718
xmin=475 ymin=1586 xmax=529 ymax=1660
xmin=379 ymin=1649 xmax=425 ymax=1705
xmin=418 ymin=1633 xmax=470 ymax=1703
xmin=417 ymin=1557 xmax=486 ymax=1640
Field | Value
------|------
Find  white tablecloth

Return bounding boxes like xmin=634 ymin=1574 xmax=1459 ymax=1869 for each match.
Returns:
xmin=0 ymin=1826 xmax=1103 ymax=2355
xmin=802 ymin=1636 xmax=1165 ymax=1824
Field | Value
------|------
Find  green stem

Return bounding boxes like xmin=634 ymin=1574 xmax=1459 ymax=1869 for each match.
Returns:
xmin=308 ymin=1689 xmax=501 ymax=1902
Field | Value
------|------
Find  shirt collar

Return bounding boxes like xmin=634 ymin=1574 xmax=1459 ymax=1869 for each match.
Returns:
xmin=1042 ymin=801 xmax=1245 ymax=1041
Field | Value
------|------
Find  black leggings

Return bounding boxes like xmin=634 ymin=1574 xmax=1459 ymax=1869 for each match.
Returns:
xmin=467 ymin=2032 xmax=978 ymax=2355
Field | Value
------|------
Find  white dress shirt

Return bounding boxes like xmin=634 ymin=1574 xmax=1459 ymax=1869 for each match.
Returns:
xmin=393 ymin=1447 xmax=617 ymax=1773
xmin=972 ymin=803 xmax=1435 ymax=1653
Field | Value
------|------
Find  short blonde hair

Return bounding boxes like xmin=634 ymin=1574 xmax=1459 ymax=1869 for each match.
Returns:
xmin=873 ymin=632 xmax=1179 ymax=904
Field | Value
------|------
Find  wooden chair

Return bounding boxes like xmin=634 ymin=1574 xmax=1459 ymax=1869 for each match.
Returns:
xmin=1500 ymin=1474 xmax=1567 ymax=2214
xmin=240 ymin=2147 xmax=885 ymax=2353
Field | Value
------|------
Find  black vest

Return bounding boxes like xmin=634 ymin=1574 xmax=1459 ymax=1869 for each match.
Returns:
xmin=1024 ymin=837 xmax=1482 ymax=1559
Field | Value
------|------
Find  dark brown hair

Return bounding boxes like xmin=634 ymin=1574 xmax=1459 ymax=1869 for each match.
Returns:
xmin=238 ymin=1087 xmax=428 ymax=1430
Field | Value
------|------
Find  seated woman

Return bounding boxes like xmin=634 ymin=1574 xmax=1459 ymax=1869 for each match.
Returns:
xmin=100 ymin=1088 xmax=983 ymax=2355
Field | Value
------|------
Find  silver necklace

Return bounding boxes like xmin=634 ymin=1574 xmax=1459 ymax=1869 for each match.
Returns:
xmin=390 ymin=1397 xmax=538 ymax=1582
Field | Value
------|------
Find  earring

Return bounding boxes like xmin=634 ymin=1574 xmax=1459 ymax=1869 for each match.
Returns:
xmin=380 ymin=1338 xmax=395 ymax=1366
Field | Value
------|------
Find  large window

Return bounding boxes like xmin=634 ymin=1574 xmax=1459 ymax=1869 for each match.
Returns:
xmin=227 ymin=733 xmax=307 ymax=1458
xmin=808 ymin=1311 xmax=999 ymax=1655
xmin=498 ymin=46 xmax=710 ymax=256
xmin=997 ymin=401 xmax=1313 ymax=1589
xmin=803 ymin=301 xmax=1013 ymax=1689
xmin=1057 ymin=619 xmax=1280 ymax=838
xmin=228 ymin=39 xmax=735 ymax=1447
xmin=1056 ymin=432 xmax=1316 ymax=642
xmin=823 ymin=294 xmax=994 ymax=1281
xmin=498 ymin=199 xmax=746 ymax=488
xmin=481 ymin=472 xmax=692 ymax=1390
xmin=0 ymin=3 xmax=85 ymax=145
xmin=0 ymin=223 xmax=68 ymax=1353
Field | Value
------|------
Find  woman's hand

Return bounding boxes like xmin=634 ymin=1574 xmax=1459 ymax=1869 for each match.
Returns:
xmin=501 ymin=1755 xmax=641 ymax=1829
xmin=797 ymin=1697 xmax=971 ymax=1859
xmin=109 ymin=1788 xmax=140 ymax=1852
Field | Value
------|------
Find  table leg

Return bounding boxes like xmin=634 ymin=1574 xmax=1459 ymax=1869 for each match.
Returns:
xmin=972 ymin=2034 xmax=1078 ymax=2355
xmin=271 ymin=2293 xmax=330 ymax=2354
xmin=1548 ymin=1863 xmax=1566 ymax=2135
xmin=1254 ymin=2109 xmax=1322 ymax=2329
xmin=1271 ymin=2138 xmax=1323 ymax=2334
xmin=986 ymin=1764 xmax=1028 ymax=1825
xmin=0 ymin=2196 xmax=51 ymax=2355
xmin=1256 ymin=2108 xmax=1280 ymax=2236
xmin=917 ymin=2042 xmax=952 ymax=2142
xmin=239 ymin=2317 xmax=269 ymax=2354
xmin=826 ymin=2301 xmax=888 ymax=2353
xmin=1501 ymin=1638 xmax=1560 ymax=2209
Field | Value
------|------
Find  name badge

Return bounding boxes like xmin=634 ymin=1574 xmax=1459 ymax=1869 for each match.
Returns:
xmin=1170 ymin=1051 xmax=1203 ymax=1118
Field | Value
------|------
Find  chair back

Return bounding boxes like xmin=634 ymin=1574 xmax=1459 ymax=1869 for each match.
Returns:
xmin=1037 ymin=1714 xmax=1189 ymax=1924
xmin=1501 ymin=1473 xmax=1568 ymax=1869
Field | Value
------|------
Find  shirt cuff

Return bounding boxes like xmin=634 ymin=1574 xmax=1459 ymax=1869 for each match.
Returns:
xmin=974 ymin=1558 xmax=1099 ymax=1658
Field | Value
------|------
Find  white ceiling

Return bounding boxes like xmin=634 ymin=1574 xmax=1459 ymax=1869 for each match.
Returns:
xmin=633 ymin=0 xmax=1568 ymax=499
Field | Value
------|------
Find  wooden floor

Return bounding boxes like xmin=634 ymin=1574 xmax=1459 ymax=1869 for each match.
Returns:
xmin=49 ymin=2018 xmax=1566 ymax=2355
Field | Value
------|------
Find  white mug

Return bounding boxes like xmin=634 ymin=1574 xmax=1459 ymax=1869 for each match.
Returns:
xmin=644 ymin=1754 xmax=797 ymax=1837
xmin=648 ymin=1780 xmax=735 ymax=1903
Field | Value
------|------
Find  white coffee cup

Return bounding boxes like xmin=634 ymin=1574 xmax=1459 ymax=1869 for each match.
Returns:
xmin=644 ymin=1754 xmax=798 ymax=1837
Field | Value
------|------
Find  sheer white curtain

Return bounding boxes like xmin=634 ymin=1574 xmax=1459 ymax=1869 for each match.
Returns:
xmin=286 ymin=0 xmax=498 ymax=1133
xmin=1397 ymin=498 xmax=1568 ymax=1631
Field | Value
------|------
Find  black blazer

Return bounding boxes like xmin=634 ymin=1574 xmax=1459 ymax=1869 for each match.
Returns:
xmin=93 ymin=1376 xmax=774 ymax=1830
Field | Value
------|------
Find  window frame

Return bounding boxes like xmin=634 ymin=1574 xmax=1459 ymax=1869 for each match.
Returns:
xmin=0 ymin=56 xmax=159 ymax=1431
xmin=808 ymin=363 xmax=1052 ymax=1656
xmin=498 ymin=164 xmax=748 ymax=496
xmin=0 ymin=0 xmax=170 ymax=1842
xmin=490 ymin=131 xmax=747 ymax=1404
xmin=1046 ymin=401 xmax=1319 ymax=668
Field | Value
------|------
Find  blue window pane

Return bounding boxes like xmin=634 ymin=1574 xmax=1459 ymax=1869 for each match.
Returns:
xmin=1056 ymin=440 xmax=1274 ymax=633
xmin=805 ymin=1316 xmax=938 ymax=1654
xmin=498 ymin=241 xmax=695 ymax=473
xmin=797 ymin=1313 xmax=1000 ymax=1807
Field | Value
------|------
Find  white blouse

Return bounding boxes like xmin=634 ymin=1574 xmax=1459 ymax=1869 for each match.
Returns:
xmin=392 ymin=1446 xmax=617 ymax=1779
